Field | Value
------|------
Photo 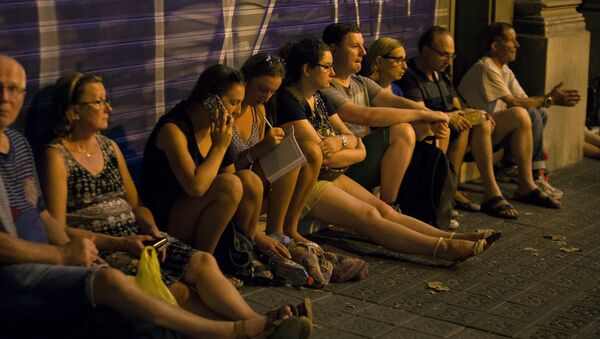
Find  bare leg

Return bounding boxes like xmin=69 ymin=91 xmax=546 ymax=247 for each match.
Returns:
xmin=490 ymin=107 xmax=538 ymax=194
xmin=170 ymin=282 xmax=223 ymax=319
xmin=181 ymin=252 xmax=265 ymax=320
xmin=469 ymin=120 xmax=503 ymax=199
xmin=309 ymin=177 xmax=475 ymax=260
xmin=233 ymin=170 xmax=264 ymax=238
xmin=93 ymin=268 xmax=238 ymax=338
xmin=169 ymin=174 xmax=241 ymax=253
xmin=264 ymin=166 xmax=301 ymax=235
xmin=380 ymin=122 xmax=416 ymax=203
xmin=332 ymin=176 xmax=486 ymax=242
xmin=585 ymin=128 xmax=600 ymax=147
xmin=283 ymin=141 xmax=322 ymax=242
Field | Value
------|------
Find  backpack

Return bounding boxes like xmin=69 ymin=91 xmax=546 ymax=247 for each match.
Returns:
xmin=586 ymin=77 xmax=600 ymax=128
xmin=395 ymin=140 xmax=457 ymax=228
xmin=213 ymin=222 xmax=256 ymax=282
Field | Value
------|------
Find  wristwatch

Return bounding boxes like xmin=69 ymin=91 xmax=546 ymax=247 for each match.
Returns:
xmin=543 ymin=95 xmax=554 ymax=108
xmin=339 ymin=134 xmax=348 ymax=148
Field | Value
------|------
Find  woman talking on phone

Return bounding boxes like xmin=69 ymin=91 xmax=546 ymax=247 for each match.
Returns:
xmin=140 ymin=65 xmax=286 ymax=268
xmin=42 ymin=72 xmax=313 ymax=337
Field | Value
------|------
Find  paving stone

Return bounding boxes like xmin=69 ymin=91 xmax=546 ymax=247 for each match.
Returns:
xmin=337 ymin=282 xmax=396 ymax=304
xmin=536 ymin=312 xmax=592 ymax=333
xmin=467 ymin=282 xmax=525 ymax=301
xmin=243 ymin=287 xmax=303 ymax=309
xmin=469 ymin=313 xmax=529 ymax=337
xmin=332 ymin=315 xmax=396 ymax=338
xmin=381 ymin=292 xmax=443 ymax=315
xmin=363 ymin=271 xmax=423 ymax=291
xmin=568 ymin=293 xmax=600 ymax=311
xmin=580 ymin=320 xmax=600 ymax=337
xmin=488 ymin=301 xmax=547 ymax=323
xmin=444 ymin=291 xmax=503 ymax=312
xmin=376 ymin=327 xmax=441 ymax=339
xmin=315 ymin=294 xmax=376 ymax=314
xmin=311 ymin=305 xmax=354 ymax=327
xmin=422 ymin=302 xmax=483 ymax=326
xmin=284 ymin=286 xmax=333 ymax=302
xmin=556 ymin=304 xmax=600 ymax=322
xmin=508 ymin=291 xmax=565 ymax=310
xmin=401 ymin=316 xmax=465 ymax=337
xmin=312 ymin=328 xmax=369 ymax=339
xmin=359 ymin=304 xmax=418 ymax=325
xmin=449 ymin=328 xmax=508 ymax=338
xmin=515 ymin=325 xmax=574 ymax=338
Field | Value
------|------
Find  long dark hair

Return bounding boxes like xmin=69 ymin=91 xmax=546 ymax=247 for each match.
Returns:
xmin=53 ymin=72 xmax=103 ymax=138
xmin=188 ymin=64 xmax=245 ymax=105
xmin=279 ymin=38 xmax=329 ymax=84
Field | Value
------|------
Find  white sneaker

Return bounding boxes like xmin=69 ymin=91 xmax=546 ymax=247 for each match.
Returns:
xmin=535 ymin=177 xmax=564 ymax=200
xmin=448 ymin=218 xmax=460 ymax=230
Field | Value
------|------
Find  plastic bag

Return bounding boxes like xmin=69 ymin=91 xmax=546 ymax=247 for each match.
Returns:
xmin=132 ymin=246 xmax=178 ymax=305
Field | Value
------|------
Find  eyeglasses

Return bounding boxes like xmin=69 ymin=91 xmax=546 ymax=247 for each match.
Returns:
xmin=0 ymin=82 xmax=26 ymax=98
xmin=381 ymin=55 xmax=407 ymax=65
xmin=427 ymin=45 xmax=457 ymax=60
xmin=313 ymin=63 xmax=334 ymax=72
xmin=77 ymin=98 xmax=111 ymax=108
xmin=265 ymin=54 xmax=285 ymax=66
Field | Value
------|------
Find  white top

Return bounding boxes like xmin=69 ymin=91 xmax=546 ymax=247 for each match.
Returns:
xmin=457 ymin=56 xmax=527 ymax=113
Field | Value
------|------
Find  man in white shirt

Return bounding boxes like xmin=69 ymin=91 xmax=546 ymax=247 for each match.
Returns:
xmin=458 ymin=22 xmax=580 ymax=201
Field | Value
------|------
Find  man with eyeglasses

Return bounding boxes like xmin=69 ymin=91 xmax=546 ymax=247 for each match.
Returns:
xmin=401 ymin=25 xmax=561 ymax=218
xmin=0 ymin=54 xmax=291 ymax=339
xmin=459 ymin=22 xmax=580 ymax=203
xmin=398 ymin=25 xmax=503 ymax=217
xmin=320 ymin=23 xmax=450 ymax=216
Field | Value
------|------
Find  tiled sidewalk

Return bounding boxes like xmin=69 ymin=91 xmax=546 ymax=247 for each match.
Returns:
xmin=241 ymin=158 xmax=600 ymax=338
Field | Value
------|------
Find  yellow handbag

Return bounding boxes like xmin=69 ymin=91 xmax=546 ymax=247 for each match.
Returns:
xmin=131 ymin=246 xmax=178 ymax=305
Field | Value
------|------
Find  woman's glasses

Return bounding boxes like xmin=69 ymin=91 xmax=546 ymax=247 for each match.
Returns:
xmin=381 ymin=55 xmax=407 ymax=65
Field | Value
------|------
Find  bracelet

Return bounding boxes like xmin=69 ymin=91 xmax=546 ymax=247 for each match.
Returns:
xmin=339 ymin=134 xmax=348 ymax=148
xmin=246 ymin=150 xmax=254 ymax=165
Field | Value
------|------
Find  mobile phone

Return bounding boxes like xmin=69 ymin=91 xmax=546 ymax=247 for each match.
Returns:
xmin=143 ymin=237 xmax=168 ymax=251
xmin=203 ymin=94 xmax=230 ymax=123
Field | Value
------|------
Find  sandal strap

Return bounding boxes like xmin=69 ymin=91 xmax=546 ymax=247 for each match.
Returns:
xmin=432 ymin=237 xmax=444 ymax=258
xmin=234 ymin=320 xmax=248 ymax=339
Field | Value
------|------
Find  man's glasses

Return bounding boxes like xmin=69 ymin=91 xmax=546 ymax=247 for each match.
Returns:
xmin=427 ymin=45 xmax=457 ymax=60
xmin=0 ymin=82 xmax=26 ymax=98
xmin=77 ymin=98 xmax=111 ymax=108
xmin=313 ymin=63 xmax=334 ymax=72
xmin=381 ymin=55 xmax=407 ymax=65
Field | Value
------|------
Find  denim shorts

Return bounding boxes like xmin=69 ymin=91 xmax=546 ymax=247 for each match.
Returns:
xmin=0 ymin=263 xmax=105 ymax=318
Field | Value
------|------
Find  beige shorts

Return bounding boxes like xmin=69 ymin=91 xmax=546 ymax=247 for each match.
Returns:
xmin=300 ymin=180 xmax=332 ymax=219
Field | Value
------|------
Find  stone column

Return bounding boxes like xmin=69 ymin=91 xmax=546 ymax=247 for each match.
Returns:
xmin=511 ymin=0 xmax=590 ymax=169
xmin=580 ymin=0 xmax=600 ymax=83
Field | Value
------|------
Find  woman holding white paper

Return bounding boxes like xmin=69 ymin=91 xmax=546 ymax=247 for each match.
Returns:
xmin=231 ymin=53 xmax=323 ymax=246
xmin=275 ymin=38 xmax=500 ymax=262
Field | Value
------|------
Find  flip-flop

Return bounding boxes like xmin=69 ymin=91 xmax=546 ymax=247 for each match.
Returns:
xmin=455 ymin=199 xmax=481 ymax=212
xmin=266 ymin=298 xmax=313 ymax=323
xmin=234 ymin=316 xmax=313 ymax=339
xmin=481 ymin=196 xmax=519 ymax=219
xmin=513 ymin=188 xmax=560 ymax=209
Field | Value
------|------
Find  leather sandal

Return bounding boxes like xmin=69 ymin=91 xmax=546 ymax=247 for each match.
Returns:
xmin=481 ymin=196 xmax=519 ymax=219
xmin=266 ymin=298 xmax=313 ymax=323
xmin=433 ymin=237 xmax=488 ymax=263
xmin=234 ymin=316 xmax=313 ymax=339
xmin=476 ymin=229 xmax=502 ymax=246
xmin=513 ymin=188 xmax=560 ymax=209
